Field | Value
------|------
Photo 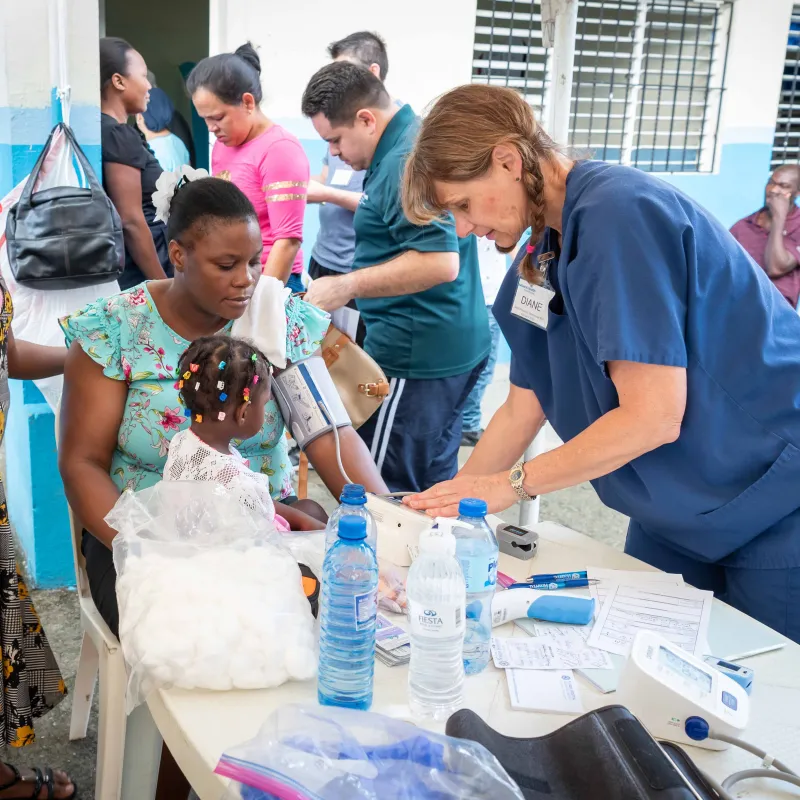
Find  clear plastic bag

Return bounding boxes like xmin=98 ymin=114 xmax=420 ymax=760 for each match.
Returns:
xmin=378 ymin=562 xmax=408 ymax=614
xmin=216 ymin=704 xmax=525 ymax=800
xmin=106 ymin=481 xmax=318 ymax=711
xmin=0 ymin=126 xmax=119 ymax=412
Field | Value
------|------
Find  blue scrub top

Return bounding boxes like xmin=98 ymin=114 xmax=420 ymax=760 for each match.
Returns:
xmin=493 ymin=160 xmax=800 ymax=570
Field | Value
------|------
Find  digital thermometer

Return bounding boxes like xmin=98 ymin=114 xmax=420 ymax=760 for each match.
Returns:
xmin=491 ymin=588 xmax=595 ymax=627
xmin=617 ymin=631 xmax=749 ymax=751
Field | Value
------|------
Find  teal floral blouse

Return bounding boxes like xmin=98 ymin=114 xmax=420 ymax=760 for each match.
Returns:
xmin=61 ymin=284 xmax=329 ymax=499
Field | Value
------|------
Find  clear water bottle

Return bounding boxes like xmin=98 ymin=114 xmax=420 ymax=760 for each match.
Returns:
xmin=318 ymin=515 xmax=379 ymax=710
xmin=324 ymin=484 xmax=377 ymax=554
xmin=453 ymin=498 xmax=498 ymax=676
xmin=407 ymin=522 xmax=466 ymax=720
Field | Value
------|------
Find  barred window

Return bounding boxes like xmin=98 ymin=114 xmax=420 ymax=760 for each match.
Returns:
xmin=472 ymin=0 xmax=732 ymax=173
xmin=772 ymin=4 xmax=800 ymax=168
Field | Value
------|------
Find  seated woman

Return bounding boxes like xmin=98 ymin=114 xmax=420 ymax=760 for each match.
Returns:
xmin=58 ymin=176 xmax=387 ymax=638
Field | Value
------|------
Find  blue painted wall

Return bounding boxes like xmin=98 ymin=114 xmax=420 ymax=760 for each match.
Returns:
xmin=661 ymin=142 xmax=773 ymax=230
xmin=2 ymin=100 xmax=101 ymax=587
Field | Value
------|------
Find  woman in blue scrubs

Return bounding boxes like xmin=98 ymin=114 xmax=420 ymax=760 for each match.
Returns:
xmin=402 ymin=84 xmax=800 ymax=643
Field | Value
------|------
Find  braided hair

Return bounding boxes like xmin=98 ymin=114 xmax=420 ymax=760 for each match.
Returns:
xmin=402 ymin=84 xmax=562 ymax=286
xmin=177 ymin=335 xmax=272 ymax=421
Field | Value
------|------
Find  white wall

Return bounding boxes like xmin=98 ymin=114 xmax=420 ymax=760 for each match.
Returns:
xmin=210 ymin=0 xmax=478 ymax=135
xmin=717 ymin=0 xmax=793 ymax=146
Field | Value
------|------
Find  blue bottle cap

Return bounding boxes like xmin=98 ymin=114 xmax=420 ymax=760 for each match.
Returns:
xmin=338 ymin=515 xmax=367 ymax=541
xmin=458 ymin=498 xmax=488 ymax=517
xmin=340 ymin=483 xmax=367 ymax=505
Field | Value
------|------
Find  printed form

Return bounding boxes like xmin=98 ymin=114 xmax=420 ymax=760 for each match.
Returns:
xmin=587 ymin=583 xmax=713 ymax=657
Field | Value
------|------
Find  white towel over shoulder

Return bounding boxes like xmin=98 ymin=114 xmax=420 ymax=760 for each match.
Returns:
xmin=231 ymin=276 xmax=291 ymax=369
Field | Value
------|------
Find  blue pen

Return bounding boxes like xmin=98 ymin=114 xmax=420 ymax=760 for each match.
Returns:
xmin=510 ymin=579 xmax=598 ymax=591
xmin=528 ymin=570 xmax=588 ymax=582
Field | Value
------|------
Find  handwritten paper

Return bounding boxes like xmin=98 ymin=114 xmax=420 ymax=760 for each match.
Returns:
xmin=587 ymin=583 xmax=713 ymax=657
xmin=506 ymin=669 xmax=584 ymax=714
xmin=492 ymin=636 xmax=613 ymax=670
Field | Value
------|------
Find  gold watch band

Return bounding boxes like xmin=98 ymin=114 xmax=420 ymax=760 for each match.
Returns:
xmin=510 ymin=459 xmax=536 ymax=502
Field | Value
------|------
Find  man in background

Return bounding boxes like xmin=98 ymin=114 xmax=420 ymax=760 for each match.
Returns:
xmin=461 ymin=237 xmax=508 ymax=447
xmin=306 ymin=32 xmax=390 ymax=346
xmin=730 ymin=165 xmax=800 ymax=308
xmin=302 ymin=62 xmax=490 ymax=493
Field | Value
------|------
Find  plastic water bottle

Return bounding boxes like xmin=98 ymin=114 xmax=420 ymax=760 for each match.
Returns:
xmin=318 ymin=515 xmax=379 ymax=710
xmin=453 ymin=498 xmax=498 ymax=675
xmin=406 ymin=522 xmax=466 ymax=720
xmin=324 ymin=484 xmax=377 ymax=554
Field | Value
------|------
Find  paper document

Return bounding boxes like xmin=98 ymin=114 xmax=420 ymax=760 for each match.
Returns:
xmin=330 ymin=306 xmax=361 ymax=342
xmin=506 ymin=669 xmax=584 ymax=714
xmin=587 ymin=583 xmax=712 ymax=657
xmin=491 ymin=636 xmax=613 ymax=670
xmin=531 ymin=622 xmax=591 ymax=645
xmin=375 ymin=614 xmax=409 ymax=652
xmin=587 ymin=568 xmax=684 ymax=615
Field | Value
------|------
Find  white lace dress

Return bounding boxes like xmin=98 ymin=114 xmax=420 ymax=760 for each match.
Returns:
xmin=164 ymin=429 xmax=290 ymax=531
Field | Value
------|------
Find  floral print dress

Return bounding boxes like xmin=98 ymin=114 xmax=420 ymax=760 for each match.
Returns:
xmin=0 ymin=276 xmax=67 ymax=747
xmin=60 ymin=284 xmax=328 ymax=498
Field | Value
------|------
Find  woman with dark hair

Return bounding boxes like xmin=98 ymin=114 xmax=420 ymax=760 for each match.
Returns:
xmin=188 ymin=43 xmax=310 ymax=292
xmin=58 ymin=176 xmax=386 ymax=638
xmin=99 ymin=37 xmax=171 ymax=290
xmin=136 ymin=87 xmax=190 ymax=172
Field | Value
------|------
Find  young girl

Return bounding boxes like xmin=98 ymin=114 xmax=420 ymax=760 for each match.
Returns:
xmin=166 ymin=335 xmax=319 ymax=532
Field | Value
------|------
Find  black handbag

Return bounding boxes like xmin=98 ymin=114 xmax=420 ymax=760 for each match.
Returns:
xmin=5 ymin=123 xmax=124 ymax=289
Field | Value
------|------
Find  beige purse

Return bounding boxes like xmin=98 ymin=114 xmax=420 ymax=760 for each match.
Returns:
xmin=321 ymin=324 xmax=389 ymax=429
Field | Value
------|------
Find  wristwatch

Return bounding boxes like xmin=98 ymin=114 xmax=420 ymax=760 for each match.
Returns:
xmin=509 ymin=460 xmax=536 ymax=502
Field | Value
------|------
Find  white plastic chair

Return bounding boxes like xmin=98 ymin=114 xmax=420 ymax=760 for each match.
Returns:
xmin=54 ymin=408 xmax=128 ymax=799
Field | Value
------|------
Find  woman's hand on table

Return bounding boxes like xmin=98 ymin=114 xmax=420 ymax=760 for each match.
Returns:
xmin=403 ymin=471 xmax=519 ymax=518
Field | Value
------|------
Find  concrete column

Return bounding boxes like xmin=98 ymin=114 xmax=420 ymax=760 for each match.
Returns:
xmin=1 ymin=0 xmax=101 ymax=587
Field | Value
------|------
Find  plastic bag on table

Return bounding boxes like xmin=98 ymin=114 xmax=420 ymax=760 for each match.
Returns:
xmin=378 ymin=562 xmax=408 ymax=614
xmin=106 ymin=481 xmax=318 ymax=712
xmin=216 ymin=704 xmax=525 ymax=800
xmin=0 ymin=126 xmax=119 ymax=412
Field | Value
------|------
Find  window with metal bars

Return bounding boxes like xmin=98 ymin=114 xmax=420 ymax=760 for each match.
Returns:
xmin=472 ymin=0 xmax=732 ymax=173
xmin=772 ymin=4 xmax=800 ymax=169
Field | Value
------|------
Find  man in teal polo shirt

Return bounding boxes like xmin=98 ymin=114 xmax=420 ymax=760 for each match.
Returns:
xmin=302 ymin=62 xmax=490 ymax=492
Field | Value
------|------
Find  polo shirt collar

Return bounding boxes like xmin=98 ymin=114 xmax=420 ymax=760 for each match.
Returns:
xmin=368 ymin=104 xmax=416 ymax=175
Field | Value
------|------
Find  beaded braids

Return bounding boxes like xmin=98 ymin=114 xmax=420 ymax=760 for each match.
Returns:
xmin=177 ymin=336 xmax=272 ymax=423
xmin=402 ymin=84 xmax=560 ymax=285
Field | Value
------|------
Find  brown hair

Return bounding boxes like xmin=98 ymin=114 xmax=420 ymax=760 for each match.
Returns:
xmin=403 ymin=84 xmax=559 ymax=284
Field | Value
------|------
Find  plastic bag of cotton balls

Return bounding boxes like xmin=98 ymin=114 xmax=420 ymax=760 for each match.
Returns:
xmin=106 ymin=481 xmax=318 ymax=711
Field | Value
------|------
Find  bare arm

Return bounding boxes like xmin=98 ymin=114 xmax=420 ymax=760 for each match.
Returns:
xmin=7 ymin=328 xmax=66 ymax=380
xmin=305 ymin=426 xmax=388 ymax=501
xmin=262 ymin=238 xmax=302 ymax=284
xmin=518 ymin=361 xmax=685 ymax=495
xmin=305 ymin=250 xmax=459 ymax=312
xmin=104 ymin=162 xmax=168 ymax=280
xmin=407 ymin=361 xmax=686 ymax=517
xmin=764 ymin=216 xmax=798 ymax=278
xmin=58 ymin=344 xmax=128 ymax=547
xmin=460 ymin=383 xmax=546 ymax=475
xmin=307 ymin=180 xmax=362 ymax=212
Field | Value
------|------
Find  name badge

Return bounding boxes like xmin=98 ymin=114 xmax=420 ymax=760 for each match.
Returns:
xmin=330 ymin=168 xmax=354 ymax=187
xmin=511 ymin=279 xmax=556 ymax=329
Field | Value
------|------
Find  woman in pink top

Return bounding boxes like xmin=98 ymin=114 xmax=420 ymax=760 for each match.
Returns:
xmin=189 ymin=44 xmax=309 ymax=292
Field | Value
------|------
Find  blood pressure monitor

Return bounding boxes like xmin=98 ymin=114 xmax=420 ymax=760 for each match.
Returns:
xmin=617 ymin=631 xmax=750 ymax=751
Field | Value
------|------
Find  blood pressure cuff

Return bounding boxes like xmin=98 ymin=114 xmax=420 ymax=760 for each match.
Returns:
xmin=272 ymin=356 xmax=351 ymax=451
xmin=445 ymin=706 xmax=719 ymax=800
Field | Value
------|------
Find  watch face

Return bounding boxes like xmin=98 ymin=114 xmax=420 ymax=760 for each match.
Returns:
xmin=511 ymin=467 xmax=523 ymax=483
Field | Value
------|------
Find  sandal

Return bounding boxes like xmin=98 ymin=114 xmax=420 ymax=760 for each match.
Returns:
xmin=0 ymin=764 xmax=77 ymax=799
